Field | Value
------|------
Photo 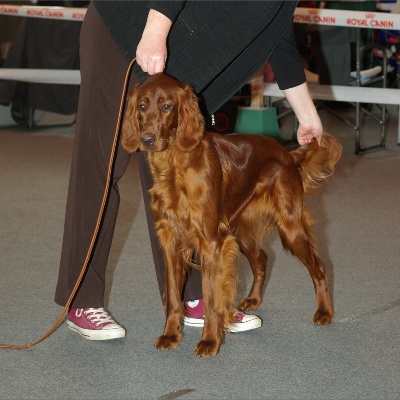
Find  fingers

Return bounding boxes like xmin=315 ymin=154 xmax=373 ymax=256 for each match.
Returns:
xmin=297 ymin=136 xmax=310 ymax=145
xmin=298 ymin=134 xmax=322 ymax=146
xmin=297 ymin=136 xmax=314 ymax=145
xmin=137 ymin=56 xmax=166 ymax=75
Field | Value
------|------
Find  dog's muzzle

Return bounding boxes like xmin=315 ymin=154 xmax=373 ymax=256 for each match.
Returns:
xmin=140 ymin=133 xmax=156 ymax=147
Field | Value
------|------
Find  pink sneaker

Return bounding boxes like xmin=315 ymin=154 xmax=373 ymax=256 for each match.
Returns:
xmin=67 ymin=307 xmax=126 ymax=341
xmin=183 ymin=299 xmax=262 ymax=333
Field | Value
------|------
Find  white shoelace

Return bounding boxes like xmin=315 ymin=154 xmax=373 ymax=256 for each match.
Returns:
xmin=84 ymin=308 xmax=115 ymax=326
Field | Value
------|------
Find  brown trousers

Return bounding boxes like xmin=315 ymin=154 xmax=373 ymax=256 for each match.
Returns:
xmin=54 ymin=4 xmax=202 ymax=308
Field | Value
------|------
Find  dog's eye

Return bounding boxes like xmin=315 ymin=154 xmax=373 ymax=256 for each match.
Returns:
xmin=138 ymin=104 xmax=146 ymax=111
xmin=161 ymin=104 xmax=171 ymax=112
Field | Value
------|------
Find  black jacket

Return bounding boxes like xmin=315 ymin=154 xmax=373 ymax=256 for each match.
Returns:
xmin=93 ymin=1 xmax=305 ymax=114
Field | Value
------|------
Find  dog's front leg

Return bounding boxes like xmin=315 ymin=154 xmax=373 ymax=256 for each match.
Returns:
xmin=195 ymin=259 xmax=225 ymax=357
xmin=154 ymin=240 xmax=185 ymax=351
xmin=195 ymin=235 xmax=238 ymax=357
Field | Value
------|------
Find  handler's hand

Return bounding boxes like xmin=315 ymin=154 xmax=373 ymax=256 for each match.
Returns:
xmin=136 ymin=34 xmax=167 ymax=75
xmin=297 ymin=122 xmax=323 ymax=145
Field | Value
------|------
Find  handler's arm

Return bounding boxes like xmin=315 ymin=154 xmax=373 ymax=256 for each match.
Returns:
xmin=282 ymin=83 xmax=323 ymax=145
xmin=270 ymin=21 xmax=323 ymax=145
xmin=136 ymin=2 xmax=185 ymax=75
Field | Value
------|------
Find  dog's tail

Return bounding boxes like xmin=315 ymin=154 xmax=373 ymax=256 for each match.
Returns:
xmin=290 ymin=133 xmax=343 ymax=194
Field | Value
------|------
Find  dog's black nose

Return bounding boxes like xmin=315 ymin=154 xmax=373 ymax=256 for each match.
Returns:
xmin=140 ymin=134 xmax=156 ymax=147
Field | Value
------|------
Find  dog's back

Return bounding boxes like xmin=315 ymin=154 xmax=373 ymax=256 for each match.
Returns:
xmin=208 ymin=131 xmax=342 ymax=221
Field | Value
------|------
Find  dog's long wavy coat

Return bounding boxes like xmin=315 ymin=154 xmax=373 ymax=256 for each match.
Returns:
xmin=122 ymin=73 xmax=343 ymax=357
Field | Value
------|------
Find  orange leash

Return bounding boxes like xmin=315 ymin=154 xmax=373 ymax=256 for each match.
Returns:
xmin=0 ymin=58 xmax=137 ymax=349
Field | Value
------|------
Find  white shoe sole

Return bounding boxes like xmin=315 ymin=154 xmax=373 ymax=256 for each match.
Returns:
xmin=67 ymin=320 xmax=126 ymax=341
xmin=183 ymin=315 xmax=262 ymax=333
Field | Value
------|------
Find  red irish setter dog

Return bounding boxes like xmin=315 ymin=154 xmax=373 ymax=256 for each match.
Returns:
xmin=122 ymin=73 xmax=342 ymax=357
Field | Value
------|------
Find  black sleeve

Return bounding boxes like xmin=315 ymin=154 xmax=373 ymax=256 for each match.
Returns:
xmin=147 ymin=1 xmax=185 ymax=22
xmin=269 ymin=20 xmax=306 ymax=90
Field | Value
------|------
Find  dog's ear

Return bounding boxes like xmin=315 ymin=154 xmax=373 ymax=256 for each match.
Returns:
xmin=121 ymin=89 xmax=140 ymax=153
xmin=175 ymin=84 xmax=204 ymax=152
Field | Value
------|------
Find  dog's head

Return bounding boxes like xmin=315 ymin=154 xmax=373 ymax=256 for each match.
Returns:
xmin=122 ymin=73 xmax=205 ymax=153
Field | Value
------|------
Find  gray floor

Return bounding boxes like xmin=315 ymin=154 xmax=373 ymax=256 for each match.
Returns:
xmin=0 ymin=102 xmax=399 ymax=399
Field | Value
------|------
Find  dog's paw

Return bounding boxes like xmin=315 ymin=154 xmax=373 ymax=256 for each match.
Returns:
xmin=237 ymin=297 xmax=261 ymax=311
xmin=194 ymin=339 xmax=221 ymax=357
xmin=154 ymin=333 xmax=182 ymax=350
xmin=313 ymin=309 xmax=334 ymax=325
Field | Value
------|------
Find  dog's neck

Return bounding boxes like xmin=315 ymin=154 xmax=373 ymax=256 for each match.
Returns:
xmin=147 ymin=139 xmax=204 ymax=181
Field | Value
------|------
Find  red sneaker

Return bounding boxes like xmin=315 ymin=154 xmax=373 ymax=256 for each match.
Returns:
xmin=183 ymin=299 xmax=262 ymax=332
xmin=67 ymin=307 xmax=126 ymax=340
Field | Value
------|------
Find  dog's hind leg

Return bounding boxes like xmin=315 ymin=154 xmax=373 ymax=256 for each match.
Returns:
xmin=233 ymin=203 xmax=270 ymax=311
xmin=276 ymin=201 xmax=334 ymax=325
xmin=237 ymin=241 xmax=267 ymax=311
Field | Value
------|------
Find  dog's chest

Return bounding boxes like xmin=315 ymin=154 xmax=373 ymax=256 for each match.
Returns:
xmin=149 ymin=156 xmax=207 ymax=233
